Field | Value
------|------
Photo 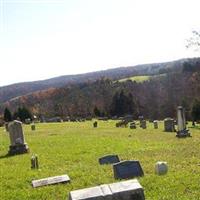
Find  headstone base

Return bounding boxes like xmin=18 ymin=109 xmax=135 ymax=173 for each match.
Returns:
xmin=8 ymin=144 xmax=29 ymax=155
xmin=176 ymin=129 xmax=191 ymax=138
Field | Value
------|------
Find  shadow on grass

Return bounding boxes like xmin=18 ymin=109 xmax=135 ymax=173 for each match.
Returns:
xmin=189 ymin=125 xmax=200 ymax=130
xmin=0 ymin=153 xmax=11 ymax=159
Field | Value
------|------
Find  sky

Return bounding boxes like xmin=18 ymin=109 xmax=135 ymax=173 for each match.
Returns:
xmin=0 ymin=0 xmax=200 ymax=86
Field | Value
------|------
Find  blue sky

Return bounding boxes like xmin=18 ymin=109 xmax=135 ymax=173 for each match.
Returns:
xmin=0 ymin=0 xmax=199 ymax=86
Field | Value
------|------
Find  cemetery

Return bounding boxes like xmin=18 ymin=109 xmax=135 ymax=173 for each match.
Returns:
xmin=0 ymin=118 xmax=200 ymax=199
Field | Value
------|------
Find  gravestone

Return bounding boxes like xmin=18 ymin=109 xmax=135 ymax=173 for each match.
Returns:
xmin=140 ymin=120 xmax=146 ymax=129
xmin=153 ymin=120 xmax=158 ymax=129
xmin=99 ymin=154 xmax=120 ymax=165
xmin=8 ymin=120 xmax=29 ymax=155
xmin=93 ymin=121 xmax=98 ymax=128
xmin=32 ymin=174 xmax=70 ymax=188
xmin=68 ymin=179 xmax=145 ymax=200
xmin=113 ymin=160 xmax=144 ymax=180
xmin=138 ymin=116 xmax=144 ymax=127
xmin=31 ymin=124 xmax=36 ymax=131
xmin=130 ymin=122 xmax=136 ymax=129
xmin=155 ymin=161 xmax=168 ymax=175
xmin=176 ymin=106 xmax=191 ymax=137
xmin=31 ymin=154 xmax=39 ymax=169
xmin=164 ymin=118 xmax=175 ymax=132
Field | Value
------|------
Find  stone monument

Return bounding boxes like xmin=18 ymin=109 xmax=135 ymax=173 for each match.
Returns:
xmin=153 ymin=120 xmax=158 ymax=129
xmin=68 ymin=179 xmax=145 ymax=200
xmin=164 ymin=118 xmax=175 ymax=132
xmin=176 ymin=106 xmax=190 ymax=138
xmin=8 ymin=120 xmax=29 ymax=155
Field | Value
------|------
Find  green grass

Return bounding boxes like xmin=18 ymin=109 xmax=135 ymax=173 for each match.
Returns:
xmin=0 ymin=121 xmax=200 ymax=200
xmin=118 ymin=74 xmax=166 ymax=83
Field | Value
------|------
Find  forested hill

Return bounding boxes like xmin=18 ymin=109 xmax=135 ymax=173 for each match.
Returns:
xmin=1 ymin=58 xmax=200 ymax=120
xmin=0 ymin=57 xmax=199 ymax=104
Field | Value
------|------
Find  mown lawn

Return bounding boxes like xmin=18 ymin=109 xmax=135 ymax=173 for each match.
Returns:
xmin=0 ymin=121 xmax=200 ymax=200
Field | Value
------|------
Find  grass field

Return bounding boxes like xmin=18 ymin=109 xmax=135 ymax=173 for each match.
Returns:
xmin=0 ymin=121 xmax=200 ymax=200
xmin=118 ymin=74 xmax=166 ymax=83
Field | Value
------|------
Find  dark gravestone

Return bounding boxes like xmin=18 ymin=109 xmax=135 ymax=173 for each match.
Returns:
xmin=99 ymin=154 xmax=120 ymax=165
xmin=130 ymin=122 xmax=136 ymax=129
xmin=113 ymin=160 xmax=144 ymax=180
xmin=93 ymin=121 xmax=98 ymax=128
xmin=164 ymin=118 xmax=175 ymax=132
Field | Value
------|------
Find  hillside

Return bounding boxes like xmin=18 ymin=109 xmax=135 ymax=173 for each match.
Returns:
xmin=1 ymin=57 xmax=199 ymax=104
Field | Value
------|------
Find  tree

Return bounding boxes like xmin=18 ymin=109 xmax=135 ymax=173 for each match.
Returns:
xmin=191 ymin=99 xmax=200 ymax=122
xmin=4 ymin=108 xmax=12 ymax=122
xmin=13 ymin=107 xmax=32 ymax=122
xmin=186 ymin=30 xmax=200 ymax=51
xmin=93 ymin=106 xmax=101 ymax=117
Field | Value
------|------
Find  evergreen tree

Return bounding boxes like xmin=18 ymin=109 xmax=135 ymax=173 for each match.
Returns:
xmin=14 ymin=107 xmax=32 ymax=122
xmin=4 ymin=107 xmax=12 ymax=122
xmin=191 ymin=99 xmax=200 ymax=122
xmin=93 ymin=106 xmax=101 ymax=117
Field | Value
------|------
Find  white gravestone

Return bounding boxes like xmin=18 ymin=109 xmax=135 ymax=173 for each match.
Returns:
xmin=32 ymin=174 xmax=70 ymax=188
xmin=8 ymin=120 xmax=29 ymax=155
xmin=176 ymin=106 xmax=190 ymax=137
xmin=68 ymin=179 xmax=145 ymax=200
xmin=155 ymin=161 xmax=168 ymax=175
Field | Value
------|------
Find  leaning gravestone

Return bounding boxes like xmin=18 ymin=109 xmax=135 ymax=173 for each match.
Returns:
xmin=176 ymin=106 xmax=191 ymax=137
xmin=32 ymin=174 xmax=70 ymax=188
xmin=164 ymin=118 xmax=175 ymax=132
xmin=113 ymin=160 xmax=144 ymax=180
xmin=99 ymin=154 xmax=120 ymax=165
xmin=31 ymin=154 xmax=39 ymax=169
xmin=68 ymin=179 xmax=145 ymax=200
xmin=8 ymin=120 xmax=29 ymax=155
xmin=153 ymin=120 xmax=158 ymax=129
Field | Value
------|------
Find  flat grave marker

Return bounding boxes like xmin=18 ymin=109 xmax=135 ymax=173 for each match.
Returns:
xmin=99 ymin=154 xmax=120 ymax=165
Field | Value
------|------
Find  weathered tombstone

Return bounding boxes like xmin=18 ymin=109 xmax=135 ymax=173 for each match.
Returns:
xmin=8 ymin=120 xmax=29 ymax=155
xmin=93 ymin=121 xmax=98 ymax=128
xmin=31 ymin=124 xmax=36 ymax=131
xmin=164 ymin=118 xmax=175 ymax=132
xmin=140 ymin=120 xmax=146 ymax=129
xmin=153 ymin=120 xmax=158 ymax=129
xmin=176 ymin=106 xmax=191 ymax=137
xmin=113 ymin=160 xmax=144 ymax=180
xmin=130 ymin=122 xmax=136 ymax=129
xmin=31 ymin=154 xmax=39 ymax=169
xmin=68 ymin=179 xmax=145 ymax=200
xmin=32 ymin=174 xmax=70 ymax=188
xmin=155 ymin=161 xmax=168 ymax=175
xmin=99 ymin=154 xmax=120 ymax=165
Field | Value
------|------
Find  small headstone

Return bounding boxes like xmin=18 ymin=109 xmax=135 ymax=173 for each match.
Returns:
xmin=8 ymin=120 xmax=29 ymax=155
xmin=140 ymin=120 xmax=146 ymax=129
xmin=130 ymin=122 xmax=136 ymax=129
xmin=93 ymin=121 xmax=98 ymax=128
xmin=176 ymin=106 xmax=190 ymax=138
xmin=31 ymin=124 xmax=36 ymax=131
xmin=99 ymin=154 xmax=120 ymax=165
xmin=25 ymin=118 xmax=31 ymax=124
xmin=155 ymin=161 xmax=168 ymax=175
xmin=164 ymin=118 xmax=175 ymax=132
xmin=32 ymin=174 xmax=70 ymax=188
xmin=113 ymin=160 xmax=144 ymax=180
xmin=153 ymin=120 xmax=158 ymax=129
xmin=68 ymin=179 xmax=145 ymax=200
xmin=31 ymin=154 xmax=39 ymax=169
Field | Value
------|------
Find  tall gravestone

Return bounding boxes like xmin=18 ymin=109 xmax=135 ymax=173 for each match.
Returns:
xmin=8 ymin=120 xmax=29 ymax=155
xmin=176 ymin=106 xmax=190 ymax=137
